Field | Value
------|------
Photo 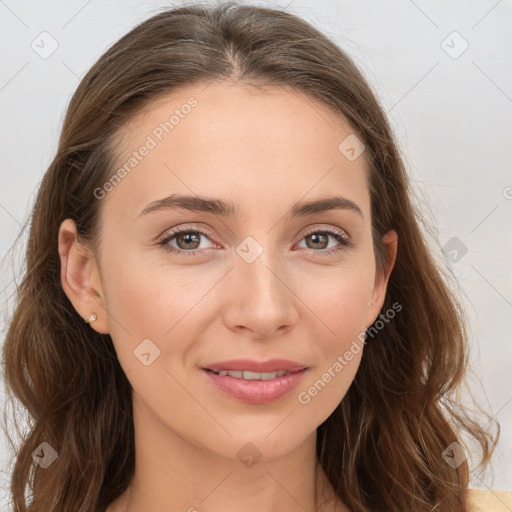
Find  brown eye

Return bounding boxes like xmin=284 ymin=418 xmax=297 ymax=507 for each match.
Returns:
xmin=158 ymin=229 xmax=214 ymax=256
xmin=296 ymin=228 xmax=354 ymax=256
xmin=174 ymin=231 xmax=201 ymax=250
xmin=158 ymin=226 xmax=354 ymax=257
xmin=304 ymin=232 xmax=329 ymax=250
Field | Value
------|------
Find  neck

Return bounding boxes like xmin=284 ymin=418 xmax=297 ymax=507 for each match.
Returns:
xmin=109 ymin=396 xmax=344 ymax=512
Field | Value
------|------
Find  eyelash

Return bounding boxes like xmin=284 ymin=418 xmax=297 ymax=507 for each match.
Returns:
xmin=157 ymin=225 xmax=354 ymax=257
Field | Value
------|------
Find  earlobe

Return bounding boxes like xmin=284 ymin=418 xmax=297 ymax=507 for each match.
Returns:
xmin=366 ymin=230 xmax=398 ymax=327
xmin=57 ymin=219 xmax=110 ymax=334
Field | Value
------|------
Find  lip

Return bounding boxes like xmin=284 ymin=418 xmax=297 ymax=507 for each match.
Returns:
xmin=201 ymin=367 xmax=308 ymax=404
xmin=203 ymin=358 xmax=307 ymax=373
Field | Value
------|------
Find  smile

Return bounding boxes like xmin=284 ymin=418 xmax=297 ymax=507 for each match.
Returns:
xmin=208 ymin=369 xmax=299 ymax=380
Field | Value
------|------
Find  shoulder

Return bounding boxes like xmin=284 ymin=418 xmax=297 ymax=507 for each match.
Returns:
xmin=468 ymin=489 xmax=512 ymax=511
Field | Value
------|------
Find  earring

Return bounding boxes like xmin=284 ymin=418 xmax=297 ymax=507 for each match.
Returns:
xmin=83 ymin=313 xmax=97 ymax=323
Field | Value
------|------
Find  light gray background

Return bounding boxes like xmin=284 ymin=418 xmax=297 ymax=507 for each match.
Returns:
xmin=1 ymin=0 xmax=511 ymax=506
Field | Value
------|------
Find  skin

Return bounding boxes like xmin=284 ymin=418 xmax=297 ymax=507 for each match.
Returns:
xmin=58 ymin=81 xmax=397 ymax=512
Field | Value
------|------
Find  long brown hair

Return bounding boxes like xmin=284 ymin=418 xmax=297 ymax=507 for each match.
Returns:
xmin=1 ymin=2 xmax=497 ymax=510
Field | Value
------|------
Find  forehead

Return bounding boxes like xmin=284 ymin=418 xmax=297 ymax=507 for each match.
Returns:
xmin=102 ymin=81 xmax=370 ymax=223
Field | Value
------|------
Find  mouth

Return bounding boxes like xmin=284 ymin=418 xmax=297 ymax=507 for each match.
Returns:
xmin=203 ymin=357 xmax=308 ymax=376
xmin=204 ymin=368 xmax=307 ymax=381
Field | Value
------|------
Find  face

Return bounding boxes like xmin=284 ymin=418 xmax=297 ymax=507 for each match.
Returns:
xmin=59 ymin=81 xmax=397 ymax=462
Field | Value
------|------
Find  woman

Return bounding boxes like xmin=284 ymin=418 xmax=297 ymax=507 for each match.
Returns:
xmin=1 ymin=2 xmax=505 ymax=511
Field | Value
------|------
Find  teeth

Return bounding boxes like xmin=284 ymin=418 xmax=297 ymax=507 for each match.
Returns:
xmin=214 ymin=369 xmax=289 ymax=380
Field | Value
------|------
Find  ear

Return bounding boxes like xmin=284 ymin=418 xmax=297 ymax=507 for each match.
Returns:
xmin=57 ymin=219 xmax=110 ymax=334
xmin=365 ymin=230 xmax=398 ymax=328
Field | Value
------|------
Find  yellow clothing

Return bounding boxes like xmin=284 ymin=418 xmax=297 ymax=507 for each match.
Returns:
xmin=469 ymin=489 xmax=512 ymax=511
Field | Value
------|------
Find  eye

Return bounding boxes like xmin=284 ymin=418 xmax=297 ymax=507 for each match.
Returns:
xmin=157 ymin=226 xmax=354 ymax=256
xmin=158 ymin=227 xmax=216 ymax=256
xmin=296 ymin=227 xmax=354 ymax=255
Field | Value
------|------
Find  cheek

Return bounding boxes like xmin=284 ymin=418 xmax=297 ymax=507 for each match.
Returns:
xmin=298 ymin=260 xmax=375 ymax=339
xmin=101 ymin=251 xmax=217 ymax=371
xmin=293 ymin=263 xmax=374 ymax=410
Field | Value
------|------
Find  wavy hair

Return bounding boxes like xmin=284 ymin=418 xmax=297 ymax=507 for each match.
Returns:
xmin=1 ymin=2 xmax=497 ymax=511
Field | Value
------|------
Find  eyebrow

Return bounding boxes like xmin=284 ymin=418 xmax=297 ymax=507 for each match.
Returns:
xmin=138 ymin=194 xmax=364 ymax=220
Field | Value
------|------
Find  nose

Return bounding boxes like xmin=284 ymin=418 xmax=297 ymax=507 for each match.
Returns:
xmin=222 ymin=246 xmax=299 ymax=340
